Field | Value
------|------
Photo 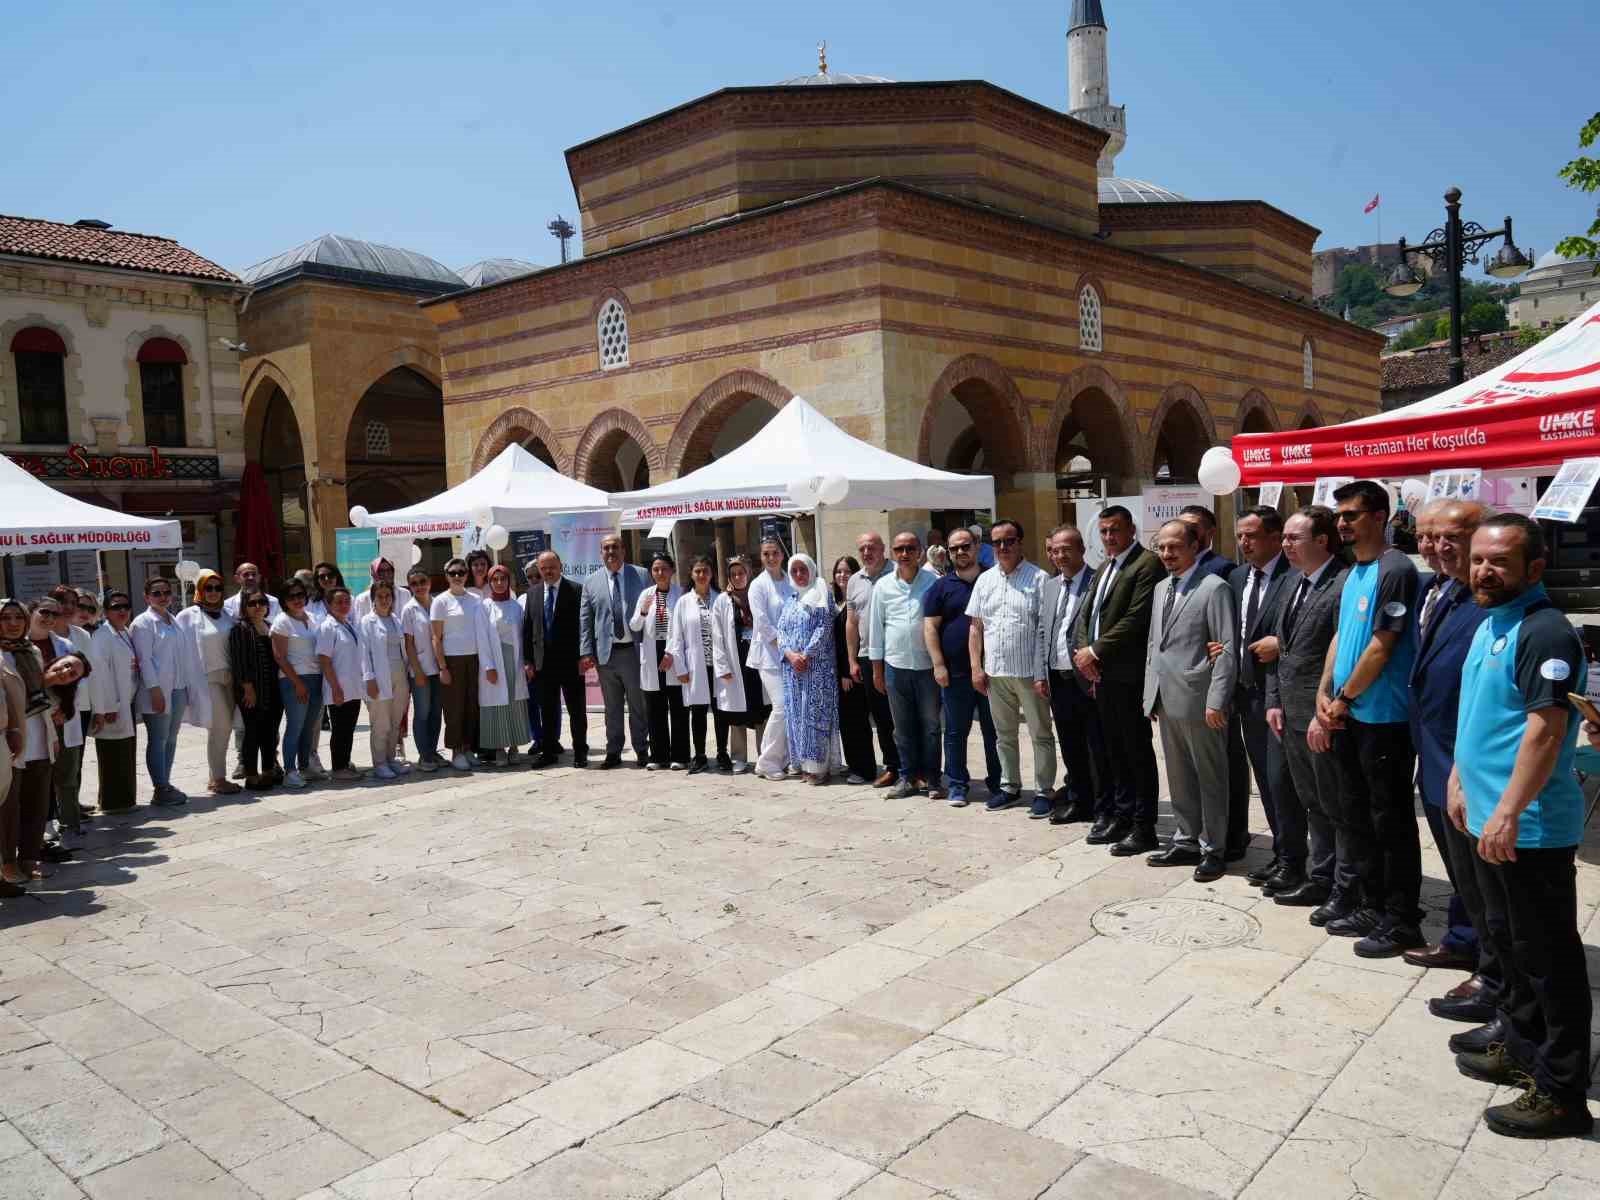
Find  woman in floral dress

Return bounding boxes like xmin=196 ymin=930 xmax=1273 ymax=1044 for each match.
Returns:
xmin=776 ymin=554 xmax=839 ymax=784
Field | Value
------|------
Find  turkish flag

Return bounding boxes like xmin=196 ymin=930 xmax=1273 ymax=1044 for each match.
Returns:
xmin=1364 ymin=194 xmax=1380 ymax=213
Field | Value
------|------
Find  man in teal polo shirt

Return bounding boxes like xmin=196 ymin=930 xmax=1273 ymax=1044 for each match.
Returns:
xmin=1446 ymin=514 xmax=1592 ymax=1140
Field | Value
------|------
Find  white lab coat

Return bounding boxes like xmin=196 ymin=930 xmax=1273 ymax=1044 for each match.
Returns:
xmin=477 ymin=596 xmax=529 ymax=708
xmin=358 ymin=612 xmax=409 ymax=702
xmin=66 ymin=626 xmax=94 ymax=714
xmin=88 ymin=623 xmax=138 ymax=739
xmin=355 ymin=584 xmax=412 ymax=624
xmin=129 ymin=608 xmax=188 ymax=718
xmin=44 ymin=633 xmax=83 ymax=751
xmin=173 ymin=605 xmax=232 ymax=730
xmin=315 ymin=615 xmax=364 ymax=705
xmin=631 ymin=584 xmax=683 ymax=692
xmin=745 ymin=570 xmax=794 ymax=672
xmin=668 ymin=590 xmax=742 ymax=709
xmin=710 ymin=592 xmax=750 ymax=714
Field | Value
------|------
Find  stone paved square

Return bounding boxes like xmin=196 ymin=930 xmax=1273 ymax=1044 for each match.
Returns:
xmin=0 ymin=720 xmax=1595 ymax=1197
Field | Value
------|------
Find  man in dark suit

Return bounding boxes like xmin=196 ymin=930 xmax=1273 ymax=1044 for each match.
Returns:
xmin=522 ymin=549 xmax=587 ymax=767
xmin=1040 ymin=524 xmax=1105 ymax=824
xmin=1264 ymin=506 xmax=1347 ymax=911
xmin=1179 ymin=504 xmax=1237 ymax=580
xmin=1226 ymin=507 xmax=1294 ymax=879
xmin=579 ymin=533 xmax=650 ymax=768
xmin=1406 ymin=501 xmax=1500 ymax=1023
xmin=1073 ymin=505 xmax=1164 ymax=854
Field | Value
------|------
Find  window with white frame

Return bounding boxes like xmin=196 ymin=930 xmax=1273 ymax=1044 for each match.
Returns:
xmin=1078 ymin=285 xmax=1103 ymax=353
xmin=1302 ymin=339 xmax=1314 ymax=390
xmin=365 ymin=419 xmax=391 ymax=456
xmin=597 ymin=298 xmax=629 ymax=369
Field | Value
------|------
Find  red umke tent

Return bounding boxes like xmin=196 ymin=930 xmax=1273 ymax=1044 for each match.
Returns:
xmin=1231 ymin=301 xmax=1600 ymax=484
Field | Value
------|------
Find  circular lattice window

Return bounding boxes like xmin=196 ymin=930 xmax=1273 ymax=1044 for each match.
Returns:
xmin=597 ymin=298 xmax=629 ymax=369
xmin=364 ymin=419 xmax=391 ymax=457
xmin=1079 ymin=286 xmax=1103 ymax=353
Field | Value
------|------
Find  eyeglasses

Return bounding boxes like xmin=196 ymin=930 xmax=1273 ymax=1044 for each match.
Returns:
xmin=947 ymin=543 xmax=974 ymax=553
xmin=148 ymin=589 xmax=171 ymax=598
xmin=891 ymin=545 xmax=919 ymax=556
xmin=38 ymin=608 xmax=61 ymax=618
xmin=245 ymin=598 xmax=268 ymax=608
xmin=446 ymin=568 xmax=467 ymax=577
xmin=315 ymin=571 xmax=335 ymax=580
xmin=78 ymin=602 xmax=97 ymax=611
xmin=201 ymin=584 xmax=222 ymax=593
xmin=106 ymin=603 xmax=131 ymax=612
xmin=1334 ymin=509 xmax=1372 ymax=524
xmin=991 ymin=537 xmax=1020 ymax=548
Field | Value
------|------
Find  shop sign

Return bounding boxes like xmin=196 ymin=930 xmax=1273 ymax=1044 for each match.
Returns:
xmin=6 ymin=445 xmax=220 ymax=481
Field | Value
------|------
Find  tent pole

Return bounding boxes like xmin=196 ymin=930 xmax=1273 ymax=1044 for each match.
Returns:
xmin=814 ymin=502 xmax=825 ymax=581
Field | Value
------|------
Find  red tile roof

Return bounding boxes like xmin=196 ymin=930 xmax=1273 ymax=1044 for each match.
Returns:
xmin=1381 ymin=335 xmax=1523 ymax=391
xmin=0 ymin=214 xmax=240 ymax=283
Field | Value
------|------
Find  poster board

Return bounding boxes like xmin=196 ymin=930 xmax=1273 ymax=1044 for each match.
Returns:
xmin=335 ymin=528 xmax=380 ymax=590
xmin=1074 ymin=494 xmax=1142 ymax=568
xmin=1426 ymin=468 xmax=1484 ymax=503
xmin=548 ymin=510 xmax=620 ymax=580
xmin=1531 ymin=458 xmax=1600 ymax=524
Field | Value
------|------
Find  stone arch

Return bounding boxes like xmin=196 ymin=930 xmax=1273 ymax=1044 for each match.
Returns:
xmin=1295 ymin=398 xmax=1326 ymax=430
xmin=1236 ymin=389 xmax=1278 ymax=436
xmin=0 ymin=312 xmax=86 ymax=444
xmin=666 ymin=369 xmax=793 ymax=477
xmin=471 ymin=406 xmax=572 ymax=474
xmin=917 ymin=354 xmax=1035 ymax=480
xmin=350 ymin=343 xmax=442 ymax=397
xmin=123 ymin=323 xmax=204 ymax=447
xmin=573 ymin=407 xmax=665 ymax=488
xmin=1147 ymin=382 xmax=1217 ymax=482
xmin=1046 ymin=363 xmax=1140 ymax=488
xmin=242 ymin=359 xmax=310 ymax=464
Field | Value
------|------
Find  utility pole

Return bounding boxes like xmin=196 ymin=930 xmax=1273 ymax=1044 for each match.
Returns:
xmin=547 ymin=215 xmax=575 ymax=264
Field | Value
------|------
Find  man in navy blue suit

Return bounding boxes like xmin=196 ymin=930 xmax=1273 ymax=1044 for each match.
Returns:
xmin=1179 ymin=505 xmax=1237 ymax=581
xmin=1406 ymin=500 xmax=1499 ymax=1024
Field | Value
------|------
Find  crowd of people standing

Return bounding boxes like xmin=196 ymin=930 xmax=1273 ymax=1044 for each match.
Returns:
xmin=1 ymin=491 xmax=1592 ymax=1138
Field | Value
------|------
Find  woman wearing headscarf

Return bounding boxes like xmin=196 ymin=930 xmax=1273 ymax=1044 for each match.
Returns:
xmin=431 ymin=557 xmax=492 ymax=772
xmin=130 ymin=575 xmax=191 ymax=806
xmin=776 ymin=554 xmax=839 ymax=785
xmin=712 ymin=556 xmax=767 ymax=773
xmin=632 ymin=553 xmax=687 ymax=770
xmin=175 ymin=569 xmax=240 ymax=796
xmin=670 ymin=556 xmax=727 ymax=774
xmin=315 ymin=587 xmax=365 ymax=781
xmin=270 ymin=580 xmax=323 ymax=788
xmin=88 ymin=589 xmax=140 ymax=811
xmin=477 ymin=564 xmax=530 ymax=767
xmin=359 ymin=580 xmax=412 ymax=779
xmin=354 ymin=556 xmax=412 ymax=622
xmin=228 ymin=587 xmax=282 ymax=790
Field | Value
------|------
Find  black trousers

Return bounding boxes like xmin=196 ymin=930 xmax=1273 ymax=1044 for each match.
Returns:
xmin=855 ymin=657 xmax=900 ymax=774
xmin=1438 ymin=805 xmax=1502 ymax=991
xmin=1472 ymin=845 xmax=1591 ymax=1105
xmin=1048 ymin=670 xmax=1107 ymax=813
xmin=241 ymin=690 xmax=283 ymax=775
xmin=327 ymin=699 xmax=360 ymax=770
xmin=1095 ymin=677 xmax=1159 ymax=829
xmin=1280 ymin=723 xmax=1342 ymax=888
xmin=1331 ymin=718 xmax=1421 ymax=925
xmin=838 ymin=676 xmax=877 ymax=779
xmin=1230 ymin=687 xmax=1286 ymax=857
xmin=537 ymin=664 xmax=587 ymax=760
xmin=645 ymin=670 xmax=689 ymax=766
xmin=688 ymin=699 xmax=729 ymax=761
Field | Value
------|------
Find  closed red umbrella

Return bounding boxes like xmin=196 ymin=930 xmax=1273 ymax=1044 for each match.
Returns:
xmin=235 ymin=461 xmax=284 ymax=584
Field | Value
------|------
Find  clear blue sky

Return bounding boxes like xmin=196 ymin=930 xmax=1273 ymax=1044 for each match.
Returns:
xmin=8 ymin=1 xmax=1594 ymax=280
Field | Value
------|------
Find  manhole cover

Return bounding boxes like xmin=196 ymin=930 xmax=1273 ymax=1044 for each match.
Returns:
xmin=1091 ymin=898 xmax=1259 ymax=951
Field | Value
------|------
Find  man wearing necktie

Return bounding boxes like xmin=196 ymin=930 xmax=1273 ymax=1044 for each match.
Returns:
xmin=579 ymin=535 xmax=651 ymax=768
xmin=522 ymin=550 xmax=588 ymax=768
xmin=1040 ymin=525 xmax=1106 ymax=824
xmin=1226 ymin=507 xmax=1294 ymax=885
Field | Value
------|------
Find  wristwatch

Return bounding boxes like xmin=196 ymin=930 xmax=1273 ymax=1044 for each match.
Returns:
xmin=1333 ymin=688 xmax=1351 ymax=707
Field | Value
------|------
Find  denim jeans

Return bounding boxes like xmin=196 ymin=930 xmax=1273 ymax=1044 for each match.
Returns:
xmin=141 ymin=687 xmax=188 ymax=790
xmin=280 ymin=673 xmax=325 ymax=772
xmin=884 ymin=665 xmax=940 ymax=784
xmin=410 ymin=673 xmax=442 ymax=762
xmin=941 ymin=673 xmax=1001 ymax=792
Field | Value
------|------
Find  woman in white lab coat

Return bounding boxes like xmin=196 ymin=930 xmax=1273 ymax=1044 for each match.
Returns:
xmin=669 ymin=555 xmax=736 ymax=774
xmin=315 ymin=588 xmax=366 ymax=781
xmin=476 ymin=564 xmax=530 ymax=767
xmin=631 ymin=554 xmax=686 ymax=770
xmin=88 ymin=590 xmax=139 ymax=811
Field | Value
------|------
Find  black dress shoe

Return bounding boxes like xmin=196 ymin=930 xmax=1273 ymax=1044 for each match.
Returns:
xmin=1273 ymin=881 xmax=1332 ymax=908
xmin=1051 ymin=803 xmax=1095 ymax=825
xmin=686 ymin=758 xmax=709 ymax=775
xmin=535 ymin=752 xmax=561 ymax=767
xmin=1223 ymin=844 xmax=1250 ymax=863
xmin=1147 ymin=845 xmax=1203 ymax=867
xmin=1085 ymin=817 xmax=1129 ymax=845
xmin=1309 ymin=894 xmax=1354 ymax=926
xmin=1354 ymin=922 xmax=1425 ymax=959
xmin=598 ymin=755 xmax=623 ymax=770
xmin=1325 ymin=907 xmax=1384 ymax=938
xmin=1429 ymin=994 xmax=1499 ymax=1024
xmin=0 ymin=880 xmax=24 ymax=898
xmin=40 ymin=844 xmax=73 ymax=863
xmin=1402 ymin=943 xmax=1477 ymax=971
xmin=1193 ymin=854 xmax=1225 ymax=883
xmin=1109 ymin=827 xmax=1159 ymax=856
xmin=1448 ymin=1017 xmax=1507 ymax=1055
xmin=1260 ymin=864 xmax=1306 ymax=897
xmin=1246 ymin=857 xmax=1281 ymax=886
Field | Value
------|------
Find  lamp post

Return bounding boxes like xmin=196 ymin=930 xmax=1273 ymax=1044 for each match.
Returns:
xmin=1385 ymin=186 xmax=1531 ymax=386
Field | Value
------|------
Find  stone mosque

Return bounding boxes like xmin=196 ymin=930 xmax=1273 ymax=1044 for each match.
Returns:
xmin=240 ymin=0 xmax=1382 ymax=561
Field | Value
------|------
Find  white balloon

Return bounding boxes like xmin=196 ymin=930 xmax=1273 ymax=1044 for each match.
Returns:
xmin=410 ymin=542 xmax=423 ymax=565
xmin=788 ymin=476 xmax=819 ymax=508
xmin=1400 ymin=477 xmax=1428 ymax=510
xmin=348 ymin=505 xmax=369 ymax=528
xmin=471 ymin=507 xmax=493 ymax=529
xmin=1196 ymin=448 xmax=1242 ymax=496
xmin=485 ymin=524 xmax=510 ymax=551
xmin=175 ymin=559 xmax=201 ymax=584
xmin=817 ymin=474 xmax=850 ymax=506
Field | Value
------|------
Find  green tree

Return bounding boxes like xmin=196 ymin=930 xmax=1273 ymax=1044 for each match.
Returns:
xmin=1464 ymin=300 xmax=1508 ymax=334
xmin=1556 ymin=112 xmax=1600 ymax=269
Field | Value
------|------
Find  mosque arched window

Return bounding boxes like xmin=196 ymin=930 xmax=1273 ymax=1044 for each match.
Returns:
xmin=597 ymin=298 xmax=629 ymax=370
xmin=1303 ymin=338 xmax=1314 ymax=390
xmin=1078 ymin=286 xmax=1103 ymax=353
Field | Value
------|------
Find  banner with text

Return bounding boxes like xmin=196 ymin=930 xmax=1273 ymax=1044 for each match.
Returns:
xmin=549 ymin=510 xmax=620 ymax=580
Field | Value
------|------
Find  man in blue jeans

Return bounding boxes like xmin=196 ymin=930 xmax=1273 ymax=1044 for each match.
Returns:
xmin=921 ymin=527 xmax=1001 ymax=807
xmin=869 ymin=530 xmax=941 ymax=800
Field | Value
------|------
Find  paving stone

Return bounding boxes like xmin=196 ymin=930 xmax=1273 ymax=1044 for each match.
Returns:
xmin=843 ymin=1176 xmax=940 ymax=1200
xmin=84 ymin=1036 xmax=229 ymax=1107
xmin=1041 ymin=1153 xmax=1213 ymax=1199
xmin=0 ymin=969 xmax=105 ymax=1021
xmin=231 ymin=1131 xmax=374 ymax=1200
xmin=521 ymin=1038 xmax=721 ymax=1137
xmin=849 ymin=975 xmax=982 ymax=1033
xmin=288 ymin=1070 xmax=460 ymax=1158
xmin=938 ymin=996 xmax=1141 ymax=1075
xmin=327 ymin=1128 xmax=530 ymax=1200
xmin=909 ymin=946 xmax=1037 ymax=996
xmin=891 ymin=1114 xmax=1076 ymax=1200
xmin=213 ymin=1026 xmax=361 ymax=1098
xmin=787 ymin=1078 xmax=958 ymax=1166
xmin=29 ymin=1000 xmax=162 ymax=1061
xmin=586 ymin=1096 xmax=763 ymax=1188
xmin=1094 ymin=1036 xmax=1326 ymax=1136
xmin=6 ymin=1147 xmax=88 ymax=1200
xmin=868 ymin=1034 xmax=1079 ymax=1128
xmin=10 ymin=1085 xmax=166 ymax=1178
xmin=661 ymin=985 xmax=837 ymax=1063
xmin=0 ymin=1044 xmax=103 ymax=1119
xmin=158 ymin=1077 xmax=321 ymax=1170
xmin=1240 ymin=1111 xmax=1460 ymax=1200
xmin=772 ymin=1010 xmax=923 ymax=1075
xmin=1153 ymin=997 xmax=1364 ymax=1078
xmin=1460 ymin=1110 xmax=1600 ymax=1184
xmin=0 ymin=1118 xmax=33 ymax=1160
xmin=80 ymin=1141 xmax=254 ymax=1200
xmin=482 ymin=1146 xmax=660 ymax=1200
xmin=773 ymin=944 xmax=931 ymax=1005
xmin=1435 ymin=1147 xmax=1590 ymax=1199
xmin=144 ymin=991 xmax=281 ymax=1052
xmin=423 ymin=1058 xmax=543 ymax=1117
xmin=666 ymin=1128 xmax=877 ymax=1200
xmin=687 ymin=1048 xmax=847 ymax=1124
xmin=1258 ymin=960 xmax=1413 ymax=1034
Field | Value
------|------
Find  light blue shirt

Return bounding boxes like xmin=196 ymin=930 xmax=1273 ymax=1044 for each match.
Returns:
xmin=868 ymin=568 xmax=936 ymax=670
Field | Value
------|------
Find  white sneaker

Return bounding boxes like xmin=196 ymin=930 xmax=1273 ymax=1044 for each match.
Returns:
xmin=284 ymin=770 xmax=307 ymax=789
xmin=760 ymin=772 xmax=787 ymax=782
xmin=373 ymin=764 xmax=398 ymax=780
xmin=668 ymin=761 xmax=687 ymax=771
xmin=389 ymin=759 xmax=412 ymax=775
xmin=645 ymin=762 xmax=662 ymax=771
xmin=309 ymin=753 xmax=327 ymax=776
xmin=452 ymin=753 xmax=473 ymax=771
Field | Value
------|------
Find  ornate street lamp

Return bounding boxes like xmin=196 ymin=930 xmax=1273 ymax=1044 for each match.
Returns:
xmin=1386 ymin=186 xmax=1530 ymax=386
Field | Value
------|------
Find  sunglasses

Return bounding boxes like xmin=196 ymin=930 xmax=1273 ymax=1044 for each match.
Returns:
xmin=316 ymin=571 xmax=336 ymax=580
xmin=107 ymin=603 xmax=131 ymax=612
xmin=891 ymin=545 xmax=919 ymax=555
xmin=1334 ymin=509 xmax=1373 ymax=524
xmin=245 ymin=598 xmax=268 ymax=608
xmin=38 ymin=608 xmax=61 ymax=618
xmin=148 ymin=589 xmax=171 ymax=598
xmin=78 ymin=602 xmax=97 ymax=612
xmin=991 ymin=537 xmax=1020 ymax=548
xmin=446 ymin=568 xmax=467 ymax=577
xmin=948 ymin=543 xmax=974 ymax=553
xmin=201 ymin=584 xmax=222 ymax=592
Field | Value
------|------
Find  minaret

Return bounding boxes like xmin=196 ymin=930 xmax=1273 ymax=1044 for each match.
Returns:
xmin=1067 ymin=0 xmax=1125 ymax=177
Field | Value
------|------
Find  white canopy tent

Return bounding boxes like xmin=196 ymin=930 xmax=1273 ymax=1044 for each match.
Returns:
xmin=609 ymin=396 xmax=996 ymax=524
xmin=366 ymin=443 xmax=612 ymax=539
xmin=0 ymin=453 xmax=181 ymax=555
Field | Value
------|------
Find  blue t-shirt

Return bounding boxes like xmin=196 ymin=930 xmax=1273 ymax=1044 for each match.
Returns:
xmin=1456 ymin=585 xmax=1585 ymax=848
xmin=1332 ymin=548 xmax=1417 ymax=724
xmin=923 ymin=571 xmax=979 ymax=675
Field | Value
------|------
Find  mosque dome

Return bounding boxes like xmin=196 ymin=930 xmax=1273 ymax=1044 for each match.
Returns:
xmin=1529 ymin=248 xmax=1578 ymax=274
xmin=241 ymin=234 xmax=466 ymax=293
xmin=456 ymin=257 xmax=540 ymax=288
xmin=1098 ymin=177 xmax=1187 ymax=204
xmin=774 ymin=70 xmax=896 ymax=85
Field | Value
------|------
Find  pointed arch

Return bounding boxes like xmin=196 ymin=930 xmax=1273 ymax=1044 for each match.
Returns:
xmin=1046 ymin=363 xmax=1140 ymax=487
xmin=1295 ymin=398 xmax=1326 ymax=430
xmin=1236 ymin=388 xmax=1278 ymax=436
xmin=666 ymin=369 xmax=793 ymax=477
xmin=472 ymin=407 xmax=572 ymax=474
xmin=1147 ymin=382 xmax=1217 ymax=481
xmin=917 ymin=353 xmax=1035 ymax=480
xmin=573 ymin=407 xmax=665 ymax=487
